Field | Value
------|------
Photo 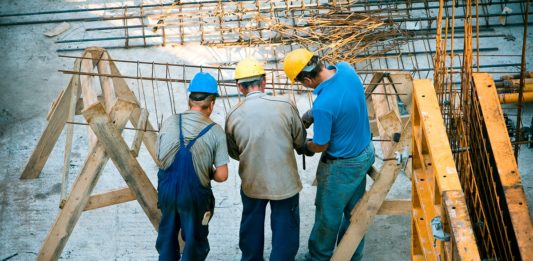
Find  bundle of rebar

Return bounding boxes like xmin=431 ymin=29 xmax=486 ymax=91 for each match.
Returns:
xmin=254 ymin=12 xmax=409 ymax=64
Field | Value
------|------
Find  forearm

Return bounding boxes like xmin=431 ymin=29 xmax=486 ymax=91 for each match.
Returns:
xmin=307 ymin=140 xmax=328 ymax=153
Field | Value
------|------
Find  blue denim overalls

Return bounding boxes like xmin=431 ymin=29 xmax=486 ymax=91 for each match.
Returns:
xmin=156 ymin=114 xmax=215 ymax=261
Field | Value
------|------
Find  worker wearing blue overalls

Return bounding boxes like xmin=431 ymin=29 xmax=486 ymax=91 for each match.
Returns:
xmin=155 ymin=72 xmax=229 ymax=260
xmin=284 ymin=49 xmax=375 ymax=261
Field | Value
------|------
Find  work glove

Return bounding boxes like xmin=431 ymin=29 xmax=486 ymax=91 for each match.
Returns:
xmin=301 ymin=109 xmax=314 ymax=129
xmin=296 ymin=138 xmax=315 ymax=157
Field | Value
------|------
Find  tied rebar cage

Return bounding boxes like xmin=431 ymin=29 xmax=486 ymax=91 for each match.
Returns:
xmin=432 ymin=0 xmax=533 ymax=259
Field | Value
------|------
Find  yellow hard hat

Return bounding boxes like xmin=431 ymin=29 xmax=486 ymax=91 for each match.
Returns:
xmin=234 ymin=57 xmax=265 ymax=81
xmin=283 ymin=48 xmax=314 ymax=84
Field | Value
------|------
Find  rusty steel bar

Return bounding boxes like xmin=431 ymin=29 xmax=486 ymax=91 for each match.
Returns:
xmin=514 ymin=0 xmax=530 ymax=158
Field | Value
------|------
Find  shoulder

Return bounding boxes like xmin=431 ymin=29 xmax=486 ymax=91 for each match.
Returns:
xmin=337 ymin=62 xmax=357 ymax=75
xmin=161 ymin=114 xmax=180 ymax=126
xmin=260 ymin=95 xmax=298 ymax=111
xmin=210 ymin=124 xmax=225 ymax=136
xmin=226 ymin=100 xmax=245 ymax=121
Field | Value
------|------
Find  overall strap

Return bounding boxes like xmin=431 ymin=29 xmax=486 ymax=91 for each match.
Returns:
xmin=186 ymin=122 xmax=216 ymax=150
xmin=178 ymin=114 xmax=185 ymax=147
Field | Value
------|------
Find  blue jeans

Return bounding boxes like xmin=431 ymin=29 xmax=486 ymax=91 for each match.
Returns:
xmin=239 ymin=190 xmax=300 ymax=261
xmin=308 ymin=143 xmax=375 ymax=261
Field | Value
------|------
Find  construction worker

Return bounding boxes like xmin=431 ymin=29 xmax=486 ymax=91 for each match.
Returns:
xmin=225 ymin=58 xmax=307 ymax=260
xmin=155 ymin=72 xmax=229 ymax=260
xmin=283 ymin=49 xmax=375 ymax=261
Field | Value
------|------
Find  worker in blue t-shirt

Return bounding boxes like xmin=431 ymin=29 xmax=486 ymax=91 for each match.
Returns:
xmin=283 ymin=48 xmax=375 ymax=261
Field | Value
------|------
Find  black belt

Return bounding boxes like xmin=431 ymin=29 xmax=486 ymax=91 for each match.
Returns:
xmin=320 ymin=143 xmax=371 ymax=163
xmin=320 ymin=153 xmax=352 ymax=163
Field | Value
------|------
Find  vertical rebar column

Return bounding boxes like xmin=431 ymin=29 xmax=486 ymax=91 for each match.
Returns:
xmin=514 ymin=0 xmax=530 ymax=158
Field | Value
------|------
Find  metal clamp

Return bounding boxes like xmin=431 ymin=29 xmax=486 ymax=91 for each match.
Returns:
xmin=431 ymin=216 xmax=451 ymax=242
xmin=394 ymin=146 xmax=410 ymax=175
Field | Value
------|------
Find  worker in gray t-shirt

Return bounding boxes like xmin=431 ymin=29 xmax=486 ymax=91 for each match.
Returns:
xmin=155 ymin=72 xmax=229 ymax=261
xmin=226 ymin=58 xmax=306 ymax=260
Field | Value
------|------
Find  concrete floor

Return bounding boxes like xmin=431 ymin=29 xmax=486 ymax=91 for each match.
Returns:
xmin=0 ymin=1 xmax=532 ymax=260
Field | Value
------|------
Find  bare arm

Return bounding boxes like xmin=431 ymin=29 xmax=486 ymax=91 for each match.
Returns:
xmin=308 ymin=140 xmax=329 ymax=153
xmin=212 ymin=164 xmax=228 ymax=182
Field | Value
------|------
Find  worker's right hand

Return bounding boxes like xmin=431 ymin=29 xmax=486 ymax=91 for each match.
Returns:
xmin=296 ymin=139 xmax=315 ymax=157
xmin=302 ymin=109 xmax=314 ymax=129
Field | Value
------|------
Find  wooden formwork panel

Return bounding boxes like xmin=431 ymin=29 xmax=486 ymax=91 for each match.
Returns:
xmin=412 ymin=79 xmax=480 ymax=261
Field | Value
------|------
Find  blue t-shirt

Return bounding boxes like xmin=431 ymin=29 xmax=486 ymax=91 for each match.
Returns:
xmin=312 ymin=62 xmax=371 ymax=158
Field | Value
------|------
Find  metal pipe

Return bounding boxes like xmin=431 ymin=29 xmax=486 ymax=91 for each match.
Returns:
xmin=499 ymin=92 xmax=533 ymax=104
xmin=0 ymin=15 xmax=145 ymax=27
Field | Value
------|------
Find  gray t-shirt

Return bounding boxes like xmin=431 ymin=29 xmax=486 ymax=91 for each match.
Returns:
xmin=157 ymin=110 xmax=229 ymax=187
xmin=226 ymin=92 xmax=305 ymax=200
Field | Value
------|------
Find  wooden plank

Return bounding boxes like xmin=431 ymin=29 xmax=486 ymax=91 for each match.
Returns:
xmin=84 ymin=187 xmax=135 ymax=211
xmin=60 ymin=73 xmax=81 ymax=207
xmin=131 ymin=108 xmax=148 ymax=157
xmin=20 ymin=64 xmax=80 ymax=179
xmin=389 ymin=73 xmax=413 ymax=113
xmin=82 ymin=101 xmax=161 ymax=229
xmin=37 ymin=98 xmax=133 ymax=261
xmin=367 ymin=165 xmax=379 ymax=181
xmin=79 ymin=52 xmax=99 ymax=150
xmin=75 ymin=96 xmax=105 ymax=115
xmin=332 ymin=120 xmax=411 ymax=260
xmin=130 ymin=108 xmax=159 ymax=165
xmin=378 ymin=111 xmax=402 ymax=139
xmin=377 ymin=199 xmax=411 ymax=215
xmin=107 ymin=54 xmax=158 ymax=163
xmin=47 ymin=89 xmax=64 ymax=121
xmin=96 ymin=52 xmax=116 ymax=113
xmin=369 ymin=73 xmax=401 ymax=156
xmin=364 ymin=72 xmax=384 ymax=120
xmin=370 ymin=114 xmax=409 ymax=134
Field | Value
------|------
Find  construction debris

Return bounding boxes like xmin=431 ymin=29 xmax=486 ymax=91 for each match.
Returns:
xmin=43 ymin=22 xmax=70 ymax=37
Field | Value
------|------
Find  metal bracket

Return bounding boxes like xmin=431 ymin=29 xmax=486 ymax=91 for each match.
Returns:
xmin=431 ymin=216 xmax=451 ymax=242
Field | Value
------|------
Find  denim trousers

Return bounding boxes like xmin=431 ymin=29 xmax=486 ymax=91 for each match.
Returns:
xmin=239 ymin=190 xmax=300 ymax=261
xmin=308 ymin=143 xmax=375 ymax=261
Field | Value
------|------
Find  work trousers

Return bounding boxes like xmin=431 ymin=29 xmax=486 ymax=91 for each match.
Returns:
xmin=239 ymin=190 xmax=300 ymax=261
xmin=308 ymin=143 xmax=375 ymax=261
xmin=156 ymin=205 xmax=210 ymax=260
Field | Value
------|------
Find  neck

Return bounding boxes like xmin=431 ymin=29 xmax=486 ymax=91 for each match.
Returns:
xmin=190 ymin=106 xmax=210 ymax=117
xmin=244 ymin=87 xmax=263 ymax=96
xmin=317 ymin=67 xmax=335 ymax=84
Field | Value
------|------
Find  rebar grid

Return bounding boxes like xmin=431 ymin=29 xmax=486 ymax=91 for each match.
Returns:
xmin=432 ymin=0 xmax=532 ymax=259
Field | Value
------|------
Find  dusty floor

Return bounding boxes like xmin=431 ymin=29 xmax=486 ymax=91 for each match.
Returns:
xmin=1 ymin=1 xmax=532 ymax=260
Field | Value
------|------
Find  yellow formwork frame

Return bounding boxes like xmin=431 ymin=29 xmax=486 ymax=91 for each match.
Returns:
xmin=470 ymin=73 xmax=533 ymax=259
xmin=412 ymin=80 xmax=481 ymax=261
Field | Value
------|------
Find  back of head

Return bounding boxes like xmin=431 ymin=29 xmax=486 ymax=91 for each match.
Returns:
xmin=189 ymin=92 xmax=216 ymax=110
